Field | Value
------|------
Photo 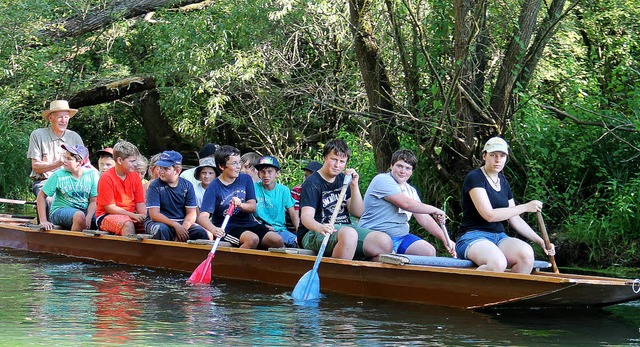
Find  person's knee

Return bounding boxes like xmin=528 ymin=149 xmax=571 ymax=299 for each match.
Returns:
xmin=72 ymin=211 xmax=87 ymax=228
xmin=121 ymin=221 xmax=137 ymax=236
xmin=337 ymin=227 xmax=358 ymax=245
xmin=240 ymin=232 xmax=260 ymax=248
xmin=262 ymin=231 xmax=284 ymax=248
xmin=191 ymin=228 xmax=208 ymax=240
xmin=485 ymin=255 xmax=508 ymax=272
xmin=364 ymin=231 xmax=393 ymax=253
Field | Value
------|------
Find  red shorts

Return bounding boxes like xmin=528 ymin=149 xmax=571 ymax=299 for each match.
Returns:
xmin=98 ymin=214 xmax=144 ymax=235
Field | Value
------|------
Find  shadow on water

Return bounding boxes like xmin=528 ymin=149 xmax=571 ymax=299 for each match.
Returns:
xmin=1 ymin=247 xmax=640 ymax=346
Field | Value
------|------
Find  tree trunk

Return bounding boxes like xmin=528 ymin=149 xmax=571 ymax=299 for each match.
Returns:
xmin=348 ymin=0 xmax=398 ymax=172
xmin=489 ymin=0 xmax=542 ymax=122
xmin=138 ymin=89 xmax=186 ymax=153
xmin=39 ymin=0 xmax=205 ymax=40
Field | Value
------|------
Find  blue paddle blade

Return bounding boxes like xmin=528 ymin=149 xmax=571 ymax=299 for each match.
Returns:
xmin=292 ymin=269 xmax=321 ymax=301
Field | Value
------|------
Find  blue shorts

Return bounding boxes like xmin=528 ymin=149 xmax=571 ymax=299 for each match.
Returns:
xmin=455 ymin=230 xmax=509 ymax=260
xmin=50 ymin=207 xmax=86 ymax=229
xmin=391 ymin=234 xmax=422 ymax=254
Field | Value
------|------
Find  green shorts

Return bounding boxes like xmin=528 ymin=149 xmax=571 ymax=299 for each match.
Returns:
xmin=301 ymin=223 xmax=372 ymax=260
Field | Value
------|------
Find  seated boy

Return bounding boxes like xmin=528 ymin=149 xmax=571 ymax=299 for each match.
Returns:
xmin=240 ymin=152 xmax=260 ymax=183
xmin=36 ymin=144 xmax=99 ymax=231
xmin=95 ymin=141 xmax=146 ymax=236
xmin=144 ymin=150 xmax=209 ymax=241
xmin=299 ymin=139 xmax=392 ymax=260
xmin=197 ymin=145 xmax=284 ymax=249
xmin=95 ymin=147 xmax=115 ymax=175
xmin=253 ymin=155 xmax=299 ymax=247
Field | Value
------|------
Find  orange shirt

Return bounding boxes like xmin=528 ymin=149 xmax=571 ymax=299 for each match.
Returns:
xmin=96 ymin=167 xmax=145 ymax=218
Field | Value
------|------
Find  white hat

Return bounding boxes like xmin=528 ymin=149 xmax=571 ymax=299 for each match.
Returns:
xmin=41 ymin=100 xmax=78 ymax=119
xmin=483 ymin=137 xmax=509 ymax=154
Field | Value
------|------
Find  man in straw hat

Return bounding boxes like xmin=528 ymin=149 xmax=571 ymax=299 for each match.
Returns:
xmin=27 ymin=100 xmax=84 ymax=196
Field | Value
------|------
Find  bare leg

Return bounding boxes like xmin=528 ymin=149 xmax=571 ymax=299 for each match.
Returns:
xmin=466 ymin=240 xmax=508 ymax=272
xmin=239 ymin=231 xmax=260 ymax=249
xmin=363 ymin=231 xmax=393 ymax=261
xmin=260 ymin=231 xmax=284 ymax=248
xmin=404 ymin=239 xmax=436 ymax=256
xmin=331 ymin=227 xmax=358 ymax=259
xmin=120 ymin=221 xmax=136 ymax=236
xmin=70 ymin=211 xmax=87 ymax=231
xmin=499 ymin=238 xmax=535 ymax=274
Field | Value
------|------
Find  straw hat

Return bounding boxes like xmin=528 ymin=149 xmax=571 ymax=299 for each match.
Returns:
xmin=41 ymin=100 xmax=78 ymax=119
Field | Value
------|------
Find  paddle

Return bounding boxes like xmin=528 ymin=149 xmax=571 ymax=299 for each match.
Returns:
xmin=292 ymin=173 xmax=352 ymax=302
xmin=0 ymin=198 xmax=36 ymax=205
xmin=439 ymin=221 xmax=456 ymax=258
xmin=536 ymin=211 xmax=559 ymax=273
xmin=187 ymin=203 xmax=235 ymax=284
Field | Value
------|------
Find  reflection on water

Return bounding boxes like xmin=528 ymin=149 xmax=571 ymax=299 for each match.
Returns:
xmin=0 ymin=247 xmax=639 ymax=346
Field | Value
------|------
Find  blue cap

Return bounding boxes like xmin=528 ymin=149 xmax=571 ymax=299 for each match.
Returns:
xmin=255 ymin=155 xmax=280 ymax=170
xmin=61 ymin=144 xmax=89 ymax=161
xmin=156 ymin=150 xmax=182 ymax=167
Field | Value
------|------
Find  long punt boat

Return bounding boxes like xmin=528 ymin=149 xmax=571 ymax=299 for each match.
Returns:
xmin=1 ymin=220 xmax=639 ymax=310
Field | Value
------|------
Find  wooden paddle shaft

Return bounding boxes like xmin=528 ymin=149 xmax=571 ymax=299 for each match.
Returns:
xmin=536 ymin=211 xmax=559 ymax=273
xmin=0 ymin=198 xmax=36 ymax=205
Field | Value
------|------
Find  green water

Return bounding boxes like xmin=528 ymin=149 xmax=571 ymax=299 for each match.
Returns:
xmin=0 ymin=248 xmax=639 ymax=346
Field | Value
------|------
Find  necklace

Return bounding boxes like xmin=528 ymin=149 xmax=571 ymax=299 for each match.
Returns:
xmin=481 ymin=166 xmax=500 ymax=186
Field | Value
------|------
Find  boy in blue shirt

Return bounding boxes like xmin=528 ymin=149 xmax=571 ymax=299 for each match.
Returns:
xmin=37 ymin=144 xmax=99 ymax=231
xmin=253 ymin=156 xmax=299 ymax=247
xmin=144 ymin=150 xmax=209 ymax=241
xmin=197 ymin=145 xmax=284 ymax=249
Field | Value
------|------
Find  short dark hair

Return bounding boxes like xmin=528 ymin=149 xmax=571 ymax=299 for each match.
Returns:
xmin=215 ymin=145 xmax=241 ymax=171
xmin=322 ymin=138 xmax=351 ymax=160
xmin=390 ymin=149 xmax=417 ymax=169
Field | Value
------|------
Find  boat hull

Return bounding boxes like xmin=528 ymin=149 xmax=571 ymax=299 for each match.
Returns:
xmin=1 ymin=222 xmax=639 ymax=309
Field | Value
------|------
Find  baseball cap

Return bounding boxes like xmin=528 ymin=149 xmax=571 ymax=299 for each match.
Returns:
xmin=483 ymin=137 xmax=509 ymax=154
xmin=61 ymin=144 xmax=89 ymax=161
xmin=198 ymin=143 xmax=220 ymax=159
xmin=95 ymin=147 xmax=113 ymax=158
xmin=156 ymin=150 xmax=183 ymax=167
xmin=255 ymin=156 xmax=280 ymax=171
xmin=303 ymin=161 xmax=322 ymax=172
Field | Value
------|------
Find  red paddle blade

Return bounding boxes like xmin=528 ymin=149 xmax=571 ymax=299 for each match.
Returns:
xmin=187 ymin=253 xmax=214 ymax=284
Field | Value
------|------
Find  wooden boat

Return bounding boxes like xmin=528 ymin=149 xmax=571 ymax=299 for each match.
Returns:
xmin=1 ymin=220 xmax=639 ymax=310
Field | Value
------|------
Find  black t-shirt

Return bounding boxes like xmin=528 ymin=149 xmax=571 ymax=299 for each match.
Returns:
xmin=297 ymin=171 xmax=351 ymax=244
xmin=457 ymin=168 xmax=513 ymax=238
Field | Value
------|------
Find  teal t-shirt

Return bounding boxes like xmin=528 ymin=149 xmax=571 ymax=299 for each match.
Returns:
xmin=42 ymin=168 xmax=99 ymax=214
xmin=253 ymin=182 xmax=295 ymax=232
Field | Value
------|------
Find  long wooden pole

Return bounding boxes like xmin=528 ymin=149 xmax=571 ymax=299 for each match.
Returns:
xmin=0 ymin=198 xmax=36 ymax=205
xmin=536 ymin=211 xmax=559 ymax=273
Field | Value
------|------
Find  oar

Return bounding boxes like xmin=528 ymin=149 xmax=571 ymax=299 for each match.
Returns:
xmin=536 ymin=211 xmax=559 ymax=273
xmin=187 ymin=203 xmax=235 ymax=284
xmin=292 ymin=174 xmax=352 ymax=302
xmin=439 ymin=221 xmax=456 ymax=258
xmin=0 ymin=198 xmax=36 ymax=205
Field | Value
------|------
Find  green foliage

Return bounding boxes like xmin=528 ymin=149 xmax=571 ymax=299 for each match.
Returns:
xmin=0 ymin=94 xmax=34 ymax=199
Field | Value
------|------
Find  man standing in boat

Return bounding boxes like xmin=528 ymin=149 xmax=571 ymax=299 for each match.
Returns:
xmin=27 ymin=100 xmax=84 ymax=197
xmin=298 ymin=138 xmax=392 ymax=260
xmin=358 ymin=149 xmax=456 ymax=257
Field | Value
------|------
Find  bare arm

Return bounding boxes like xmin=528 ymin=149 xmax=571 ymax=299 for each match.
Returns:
xmin=182 ymin=207 xmax=197 ymax=230
xmin=384 ymin=193 xmax=444 ymax=216
xmin=197 ymin=211 xmax=225 ymax=238
xmin=468 ymin=187 xmax=541 ymax=223
xmin=36 ymin=190 xmax=54 ymax=230
xmin=85 ymin=196 xmax=97 ymax=229
xmin=301 ymin=206 xmax=335 ymax=236
xmin=31 ymin=158 xmax=63 ymax=175
xmin=104 ymin=203 xmax=145 ymax=222
xmin=506 ymin=199 xmax=547 ymax=251
xmin=287 ymin=206 xmax=299 ymax=231
xmin=345 ymin=169 xmax=364 ymax=217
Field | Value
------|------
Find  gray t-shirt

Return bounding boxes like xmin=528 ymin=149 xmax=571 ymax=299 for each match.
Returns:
xmin=358 ymin=172 xmax=420 ymax=237
xmin=27 ymin=127 xmax=84 ymax=180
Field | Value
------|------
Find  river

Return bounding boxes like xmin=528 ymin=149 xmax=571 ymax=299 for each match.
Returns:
xmin=0 ymin=247 xmax=639 ymax=346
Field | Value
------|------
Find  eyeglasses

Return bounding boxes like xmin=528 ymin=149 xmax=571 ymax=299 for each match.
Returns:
xmin=227 ymin=161 xmax=242 ymax=167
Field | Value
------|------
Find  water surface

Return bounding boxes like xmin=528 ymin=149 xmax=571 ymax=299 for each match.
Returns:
xmin=1 ymin=248 xmax=640 ymax=346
